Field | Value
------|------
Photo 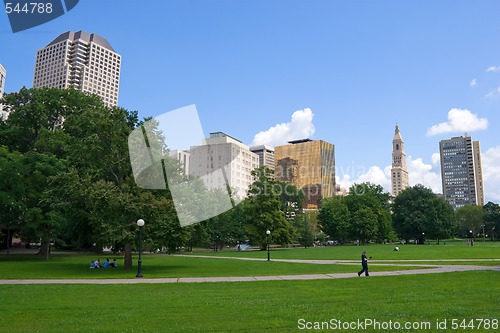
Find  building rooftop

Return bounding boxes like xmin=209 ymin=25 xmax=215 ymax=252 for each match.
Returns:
xmin=209 ymin=132 xmax=242 ymax=143
xmin=288 ymin=139 xmax=313 ymax=144
xmin=46 ymin=30 xmax=116 ymax=52
xmin=249 ymin=145 xmax=274 ymax=151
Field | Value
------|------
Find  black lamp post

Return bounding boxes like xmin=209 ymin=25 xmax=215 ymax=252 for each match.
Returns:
xmin=481 ymin=224 xmax=485 ymax=242
xmin=266 ymin=230 xmax=271 ymax=261
xmin=136 ymin=219 xmax=145 ymax=278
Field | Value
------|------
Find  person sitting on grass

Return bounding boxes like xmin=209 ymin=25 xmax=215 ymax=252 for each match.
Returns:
xmin=90 ymin=261 xmax=95 ymax=268
xmin=94 ymin=259 xmax=100 ymax=268
xmin=102 ymin=258 xmax=110 ymax=268
xmin=112 ymin=259 xmax=117 ymax=268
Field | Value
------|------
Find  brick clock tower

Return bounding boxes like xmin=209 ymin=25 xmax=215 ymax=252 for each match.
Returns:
xmin=391 ymin=124 xmax=409 ymax=197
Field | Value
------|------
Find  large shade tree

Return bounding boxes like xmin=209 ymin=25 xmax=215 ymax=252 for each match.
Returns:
xmin=392 ymin=184 xmax=457 ymax=244
xmin=483 ymin=202 xmax=500 ymax=241
xmin=244 ymin=166 xmax=294 ymax=249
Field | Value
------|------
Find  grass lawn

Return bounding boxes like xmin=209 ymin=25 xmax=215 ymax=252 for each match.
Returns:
xmin=0 ymin=271 xmax=498 ymax=332
xmin=0 ymin=254 xmax=421 ymax=280
xmin=186 ymin=241 xmax=500 ymax=260
xmin=372 ymin=261 xmax=500 ymax=266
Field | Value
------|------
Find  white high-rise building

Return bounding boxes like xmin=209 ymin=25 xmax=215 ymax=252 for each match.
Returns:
xmin=391 ymin=124 xmax=409 ymax=197
xmin=249 ymin=145 xmax=275 ymax=170
xmin=0 ymin=63 xmax=6 ymax=120
xmin=33 ymin=30 xmax=121 ymax=107
xmin=189 ymin=132 xmax=259 ymax=198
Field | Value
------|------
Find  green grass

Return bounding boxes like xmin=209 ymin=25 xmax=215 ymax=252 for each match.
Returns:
xmin=187 ymin=242 xmax=500 ymax=260
xmin=0 ymin=271 xmax=498 ymax=332
xmin=0 ymin=254 xmax=420 ymax=279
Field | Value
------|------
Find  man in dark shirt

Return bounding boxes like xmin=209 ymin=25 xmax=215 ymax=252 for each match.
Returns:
xmin=358 ymin=250 xmax=371 ymax=276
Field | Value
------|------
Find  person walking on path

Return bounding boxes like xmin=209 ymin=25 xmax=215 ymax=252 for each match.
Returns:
xmin=358 ymin=250 xmax=371 ymax=277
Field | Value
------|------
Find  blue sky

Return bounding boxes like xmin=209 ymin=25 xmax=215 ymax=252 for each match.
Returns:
xmin=1 ymin=0 xmax=499 ymax=201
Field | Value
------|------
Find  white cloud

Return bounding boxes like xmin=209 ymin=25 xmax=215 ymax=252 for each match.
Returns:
xmin=431 ymin=152 xmax=440 ymax=166
xmin=486 ymin=66 xmax=500 ymax=72
xmin=252 ymin=108 xmax=315 ymax=146
xmin=470 ymin=79 xmax=477 ymax=87
xmin=336 ymin=165 xmax=391 ymax=193
xmin=482 ymin=145 xmax=500 ymax=202
xmin=407 ymin=156 xmax=442 ymax=194
xmin=484 ymin=86 xmax=500 ymax=99
xmin=426 ymin=108 xmax=488 ymax=136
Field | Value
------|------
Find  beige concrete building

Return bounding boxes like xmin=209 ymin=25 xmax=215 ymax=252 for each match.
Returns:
xmin=275 ymin=139 xmax=335 ymax=209
xmin=391 ymin=124 xmax=409 ymax=197
xmin=0 ymin=63 xmax=6 ymax=120
xmin=473 ymin=141 xmax=485 ymax=206
xmin=249 ymin=145 xmax=275 ymax=170
xmin=189 ymin=132 xmax=259 ymax=198
xmin=33 ymin=30 xmax=121 ymax=107
xmin=168 ymin=150 xmax=190 ymax=176
xmin=440 ymin=135 xmax=484 ymax=209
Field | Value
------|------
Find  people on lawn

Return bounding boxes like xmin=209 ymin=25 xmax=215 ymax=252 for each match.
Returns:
xmin=102 ymin=258 xmax=110 ymax=268
xmin=89 ymin=258 xmax=118 ymax=268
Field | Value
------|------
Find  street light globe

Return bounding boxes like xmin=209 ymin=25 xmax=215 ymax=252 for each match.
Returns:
xmin=137 ymin=219 xmax=145 ymax=227
xmin=266 ymin=230 xmax=271 ymax=235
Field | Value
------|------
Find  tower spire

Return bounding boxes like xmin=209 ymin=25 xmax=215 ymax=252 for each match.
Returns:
xmin=391 ymin=124 xmax=409 ymax=197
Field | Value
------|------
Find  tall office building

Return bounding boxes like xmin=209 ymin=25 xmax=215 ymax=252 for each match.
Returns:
xmin=391 ymin=124 xmax=409 ymax=197
xmin=249 ymin=145 xmax=275 ymax=170
xmin=0 ymin=63 xmax=6 ymax=120
xmin=275 ymin=139 xmax=335 ymax=209
xmin=33 ymin=30 xmax=121 ymax=107
xmin=189 ymin=132 xmax=259 ymax=198
xmin=439 ymin=135 xmax=485 ymax=210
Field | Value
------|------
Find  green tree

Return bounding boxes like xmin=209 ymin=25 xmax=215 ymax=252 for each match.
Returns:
xmin=344 ymin=183 xmax=393 ymax=243
xmin=19 ymin=152 xmax=67 ymax=260
xmin=0 ymin=146 xmax=26 ymax=255
xmin=292 ymin=213 xmax=315 ymax=248
xmin=425 ymin=197 xmax=457 ymax=244
xmin=318 ymin=197 xmax=351 ymax=243
xmin=456 ymin=205 xmax=485 ymax=241
xmin=392 ymin=185 xmax=457 ymax=244
xmin=244 ymin=166 xmax=294 ymax=249
xmin=350 ymin=208 xmax=378 ymax=244
xmin=274 ymin=181 xmax=305 ymax=219
xmin=0 ymin=87 xmax=101 ymax=154
xmin=483 ymin=202 xmax=500 ymax=241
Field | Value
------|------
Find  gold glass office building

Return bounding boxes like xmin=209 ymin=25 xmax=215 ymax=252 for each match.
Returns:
xmin=275 ymin=139 xmax=335 ymax=208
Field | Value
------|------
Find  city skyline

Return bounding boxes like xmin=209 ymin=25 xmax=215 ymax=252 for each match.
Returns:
xmin=1 ymin=1 xmax=499 ymax=202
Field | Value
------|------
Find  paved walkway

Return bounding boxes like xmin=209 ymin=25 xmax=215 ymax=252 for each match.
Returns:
xmin=0 ymin=256 xmax=498 ymax=285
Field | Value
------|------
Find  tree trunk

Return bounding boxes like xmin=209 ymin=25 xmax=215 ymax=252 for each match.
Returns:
xmin=40 ymin=239 xmax=50 ymax=261
xmin=123 ymin=242 xmax=132 ymax=269
xmin=5 ymin=228 xmax=10 ymax=256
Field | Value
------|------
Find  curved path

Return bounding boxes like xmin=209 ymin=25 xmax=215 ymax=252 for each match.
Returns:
xmin=0 ymin=255 xmax=498 ymax=285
